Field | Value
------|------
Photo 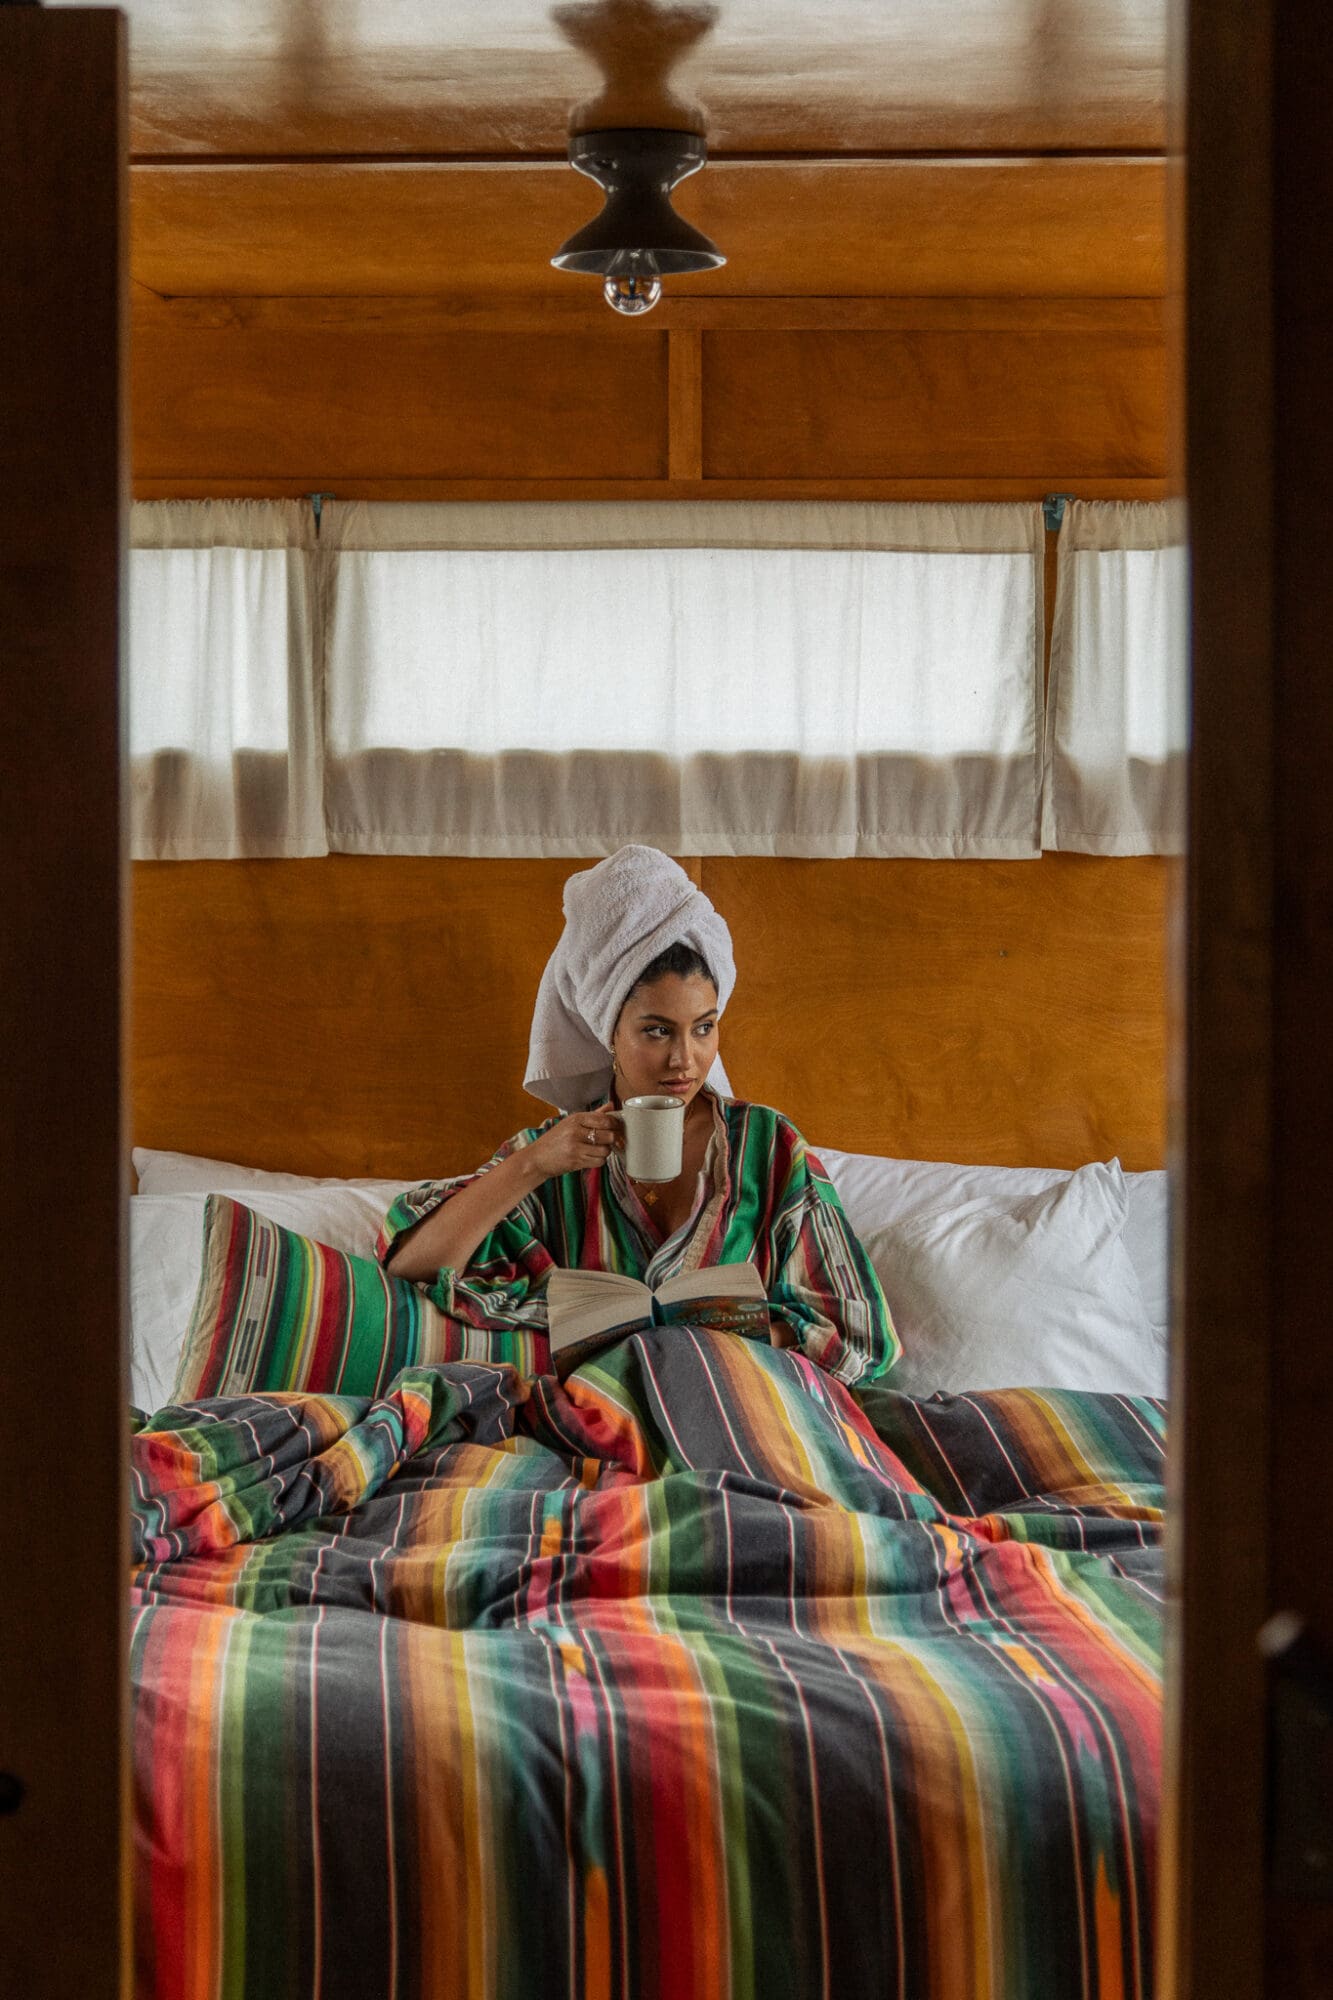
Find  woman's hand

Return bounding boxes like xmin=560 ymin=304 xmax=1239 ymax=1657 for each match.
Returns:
xmin=386 ymin=1111 xmax=620 ymax=1283
xmin=522 ymin=1108 xmax=620 ymax=1185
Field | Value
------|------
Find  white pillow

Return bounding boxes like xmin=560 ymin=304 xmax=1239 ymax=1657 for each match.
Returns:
xmin=128 ymin=1185 xmax=398 ymax=1413
xmin=816 ymin=1145 xmax=1170 ymax=1345
xmin=133 ymin=1145 xmax=415 ymax=1205
xmin=1123 ymin=1170 xmax=1170 ymax=1338
xmin=129 ymin=1144 xmax=1171 ymax=1402
xmin=862 ymin=1160 xmax=1165 ymax=1397
xmin=130 ymin=1197 xmax=210 ymax=1414
xmin=817 ymin=1148 xmax=1064 ymax=1234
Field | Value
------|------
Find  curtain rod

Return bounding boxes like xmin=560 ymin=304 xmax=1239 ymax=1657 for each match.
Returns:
xmin=306 ymin=491 xmax=1077 ymax=532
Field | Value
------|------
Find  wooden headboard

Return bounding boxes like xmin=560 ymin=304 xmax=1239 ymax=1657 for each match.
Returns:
xmin=131 ymin=851 xmax=1168 ymax=1179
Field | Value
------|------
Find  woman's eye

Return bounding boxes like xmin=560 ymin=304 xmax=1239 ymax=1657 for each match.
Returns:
xmin=695 ymin=1022 xmax=715 ymax=1038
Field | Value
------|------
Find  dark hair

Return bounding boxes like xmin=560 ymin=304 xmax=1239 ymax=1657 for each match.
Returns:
xmin=625 ymin=940 xmax=716 ymax=999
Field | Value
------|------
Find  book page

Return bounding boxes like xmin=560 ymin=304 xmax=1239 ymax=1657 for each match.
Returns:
xmin=546 ymin=1268 xmax=653 ymax=1353
xmin=657 ymin=1263 xmax=767 ymax=1308
xmin=652 ymin=1262 xmax=771 ymax=1340
xmin=546 ymin=1262 xmax=771 ymax=1363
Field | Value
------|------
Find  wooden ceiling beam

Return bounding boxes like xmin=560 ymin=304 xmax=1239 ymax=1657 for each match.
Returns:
xmin=132 ymin=476 xmax=1172 ymax=503
xmin=132 ymin=292 xmax=1167 ymax=337
xmin=76 ymin=0 xmax=1168 ymax=160
xmin=131 ymin=156 xmax=1166 ymax=300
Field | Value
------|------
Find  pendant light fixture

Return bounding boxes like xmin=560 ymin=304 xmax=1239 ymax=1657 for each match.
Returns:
xmin=551 ymin=127 xmax=725 ymax=316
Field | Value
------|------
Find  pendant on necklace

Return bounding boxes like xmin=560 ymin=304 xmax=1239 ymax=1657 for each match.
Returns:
xmin=641 ymin=1187 xmax=659 ymax=1207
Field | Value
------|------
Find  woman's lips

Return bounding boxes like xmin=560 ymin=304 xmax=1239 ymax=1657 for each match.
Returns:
xmin=659 ymin=1080 xmax=693 ymax=1093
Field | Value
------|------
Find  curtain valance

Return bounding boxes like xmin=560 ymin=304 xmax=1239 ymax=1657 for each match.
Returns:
xmin=323 ymin=499 xmax=1040 ymax=555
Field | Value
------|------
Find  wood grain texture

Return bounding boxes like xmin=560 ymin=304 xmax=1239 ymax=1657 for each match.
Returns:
xmin=129 ymin=158 xmax=1167 ymax=300
xmin=74 ymin=0 xmax=1168 ymax=159
xmin=131 ymin=854 xmax=1168 ymax=1179
xmin=131 ymin=325 xmax=669 ymax=481
xmin=704 ymin=328 xmax=1168 ymax=480
xmin=0 ymin=13 xmax=129 ymax=1998
xmin=132 ymin=858 xmax=575 ymax=1179
xmin=1167 ymin=0 xmax=1273 ymax=1991
xmin=130 ymin=314 xmax=1165 ymax=488
xmin=1268 ymin=6 xmax=1333 ymax=1953
xmin=132 ymin=291 xmax=1169 ymax=337
xmin=133 ymin=476 xmax=1172 ymax=504
xmin=667 ymin=331 xmax=704 ymax=481
xmin=1171 ymin=0 xmax=1333 ymax=1992
xmin=703 ymin=855 xmax=1167 ymax=1169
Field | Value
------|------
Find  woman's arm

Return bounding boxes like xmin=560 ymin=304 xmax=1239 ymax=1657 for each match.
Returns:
xmin=766 ymin=1143 xmax=901 ymax=1385
xmin=384 ymin=1109 xmax=619 ymax=1283
xmin=385 ymin=1148 xmax=546 ymax=1281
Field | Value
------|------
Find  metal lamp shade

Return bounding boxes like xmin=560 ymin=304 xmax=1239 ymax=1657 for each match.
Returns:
xmin=551 ymin=128 xmax=725 ymax=277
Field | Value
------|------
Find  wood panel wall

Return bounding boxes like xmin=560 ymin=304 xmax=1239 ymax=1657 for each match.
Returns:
xmin=129 ymin=160 xmax=1167 ymax=300
xmin=130 ymin=157 xmax=1168 ymax=499
xmin=128 ymin=155 xmax=1170 ymax=1175
xmin=132 ymin=854 xmax=1168 ymax=1180
xmin=132 ymin=297 xmax=1168 ymax=499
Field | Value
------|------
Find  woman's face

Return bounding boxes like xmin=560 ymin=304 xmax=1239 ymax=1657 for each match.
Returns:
xmin=611 ymin=973 xmax=720 ymax=1109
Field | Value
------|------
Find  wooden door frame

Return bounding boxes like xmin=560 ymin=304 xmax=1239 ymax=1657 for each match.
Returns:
xmin=1170 ymin=0 xmax=1333 ymax=1992
xmin=4 ymin=4 xmax=1331 ymax=1995
xmin=0 ymin=12 xmax=130 ymax=1997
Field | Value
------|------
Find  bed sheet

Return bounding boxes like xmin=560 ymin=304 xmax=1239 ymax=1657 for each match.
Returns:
xmin=130 ymin=1332 xmax=1164 ymax=2000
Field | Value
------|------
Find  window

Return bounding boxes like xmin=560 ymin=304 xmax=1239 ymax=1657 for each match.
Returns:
xmin=322 ymin=501 xmax=1046 ymax=859
xmin=1043 ymin=500 xmax=1188 ymax=855
xmin=129 ymin=502 xmax=324 ymax=859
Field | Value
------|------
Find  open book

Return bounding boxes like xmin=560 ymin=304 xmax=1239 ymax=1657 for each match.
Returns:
xmin=546 ymin=1263 xmax=771 ymax=1371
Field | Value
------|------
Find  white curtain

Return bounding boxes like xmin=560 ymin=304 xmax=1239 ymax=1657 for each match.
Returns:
xmin=129 ymin=501 xmax=325 ymax=859
xmin=321 ymin=501 xmax=1046 ymax=859
xmin=1042 ymin=500 xmax=1189 ymax=856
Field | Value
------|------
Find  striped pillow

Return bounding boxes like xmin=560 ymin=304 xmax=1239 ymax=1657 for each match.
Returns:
xmin=172 ymin=1194 xmax=545 ymax=1401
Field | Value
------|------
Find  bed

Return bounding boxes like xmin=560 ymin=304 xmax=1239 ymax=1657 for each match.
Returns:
xmin=128 ymin=1142 xmax=1168 ymax=2000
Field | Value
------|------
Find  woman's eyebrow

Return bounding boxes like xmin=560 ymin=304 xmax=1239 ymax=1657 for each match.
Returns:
xmin=635 ymin=1011 xmax=717 ymax=1026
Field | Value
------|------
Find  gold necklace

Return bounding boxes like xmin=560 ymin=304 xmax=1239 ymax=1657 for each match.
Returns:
xmin=625 ymin=1162 xmax=663 ymax=1206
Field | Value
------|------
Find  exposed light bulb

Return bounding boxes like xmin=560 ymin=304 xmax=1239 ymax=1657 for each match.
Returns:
xmin=551 ymin=132 xmax=725 ymax=313
xmin=603 ymin=270 xmax=663 ymax=316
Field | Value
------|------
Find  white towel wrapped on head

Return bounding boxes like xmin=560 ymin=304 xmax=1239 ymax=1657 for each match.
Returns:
xmin=525 ymin=846 xmax=736 ymax=1111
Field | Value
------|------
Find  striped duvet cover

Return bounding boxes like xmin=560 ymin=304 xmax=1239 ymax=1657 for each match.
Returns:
xmin=129 ymin=1329 xmax=1165 ymax=2000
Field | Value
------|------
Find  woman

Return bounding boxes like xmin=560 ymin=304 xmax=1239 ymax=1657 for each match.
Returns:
xmin=379 ymin=847 xmax=898 ymax=1386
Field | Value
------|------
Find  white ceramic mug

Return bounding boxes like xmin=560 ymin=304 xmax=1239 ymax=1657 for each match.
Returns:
xmin=608 ymin=1094 xmax=686 ymax=1182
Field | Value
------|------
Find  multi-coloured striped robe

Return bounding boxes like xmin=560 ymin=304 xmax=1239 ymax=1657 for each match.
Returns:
xmin=375 ymin=1093 xmax=899 ymax=1386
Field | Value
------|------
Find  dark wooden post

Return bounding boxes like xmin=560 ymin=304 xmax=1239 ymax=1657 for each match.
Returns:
xmin=1172 ymin=0 xmax=1333 ymax=1993
xmin=0 ymin=11 xmax=129 ymax=1997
